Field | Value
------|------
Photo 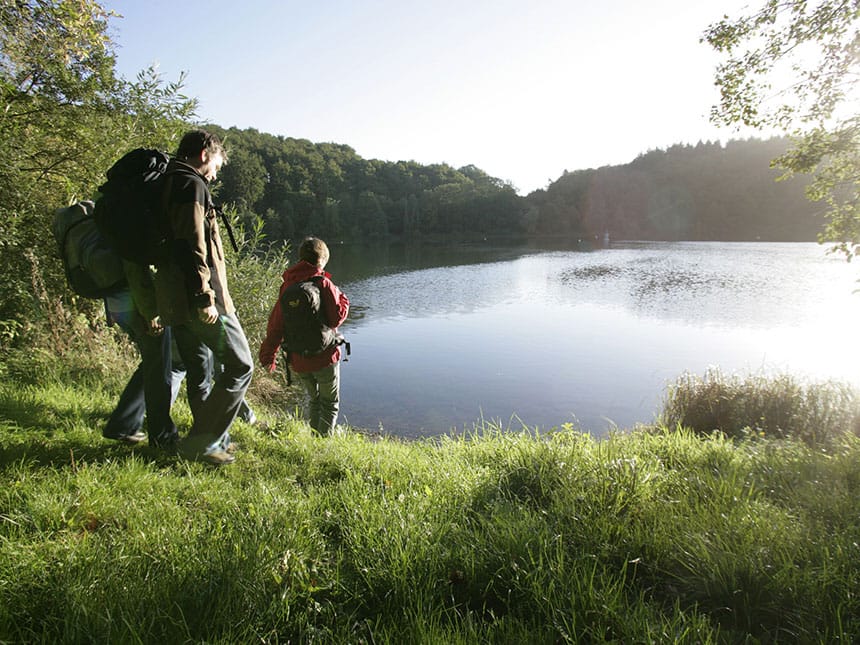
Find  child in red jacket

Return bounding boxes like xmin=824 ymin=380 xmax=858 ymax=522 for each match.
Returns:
xmin=259 ymin=237 xmax=350 ymax=435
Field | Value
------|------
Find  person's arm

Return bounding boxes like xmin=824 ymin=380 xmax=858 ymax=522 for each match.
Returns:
xmin=258 ymin=287 xmax=286 ymax=371
xmin=321 ymin=277 xmax=349 ymax=329
xmin=123 ymin=260 xmax=158 ymax=322
xmin=174 ymin=200 xmax=215 ymax=309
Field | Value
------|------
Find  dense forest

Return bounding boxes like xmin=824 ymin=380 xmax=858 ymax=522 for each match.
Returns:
xmin=210 ymin=127 xmax=822 ymax=245
xmin=535 ymin=137 xmax=821 ymax=243
xmin=206 ymin=126 xmax=523 ymax=242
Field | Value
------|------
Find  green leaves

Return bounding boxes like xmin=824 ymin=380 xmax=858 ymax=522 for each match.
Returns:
xmin=705 ymin=0 xmax=860 ymax=257
xmin=0 ymin=0 xmax=196 ymax=327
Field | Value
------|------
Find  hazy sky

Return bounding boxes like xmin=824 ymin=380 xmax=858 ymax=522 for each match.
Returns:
xmin=101 ymin=0 xmax=758 ymax=194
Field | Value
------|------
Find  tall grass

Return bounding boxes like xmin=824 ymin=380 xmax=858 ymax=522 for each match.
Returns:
xmin=2 ymin=368 xmax=860 ymax=642
xmin=659 ymin=367 xmax=860 ymax=445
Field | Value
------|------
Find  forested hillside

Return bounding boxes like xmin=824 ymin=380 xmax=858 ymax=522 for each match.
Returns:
xmin=210 ymin=127 xmax=822 ymax=245
xmin=206 ymin=126 xmax=524 ymax=241
xmin=530 ymin=138 xmax=821 ymax=243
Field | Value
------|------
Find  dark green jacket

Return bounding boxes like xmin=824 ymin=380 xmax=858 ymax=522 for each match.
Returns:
xmin=153 ymin=160 xmax=235 ymax=325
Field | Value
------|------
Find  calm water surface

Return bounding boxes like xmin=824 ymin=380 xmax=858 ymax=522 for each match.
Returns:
xmin=324 ymin=241 xmax=860 ymax=438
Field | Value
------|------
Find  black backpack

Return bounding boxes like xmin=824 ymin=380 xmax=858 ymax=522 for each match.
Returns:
xmin=52 ymin=200 xmax=127 ymax=298
xmin=93 ymin=148 xmax=171 ymax=265
xmin=281 ymin=276 xmax=338 ymax=357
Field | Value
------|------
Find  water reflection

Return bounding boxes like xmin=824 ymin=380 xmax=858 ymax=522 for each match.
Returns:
xmin=552 ymin=242 xmax=846 ymax=329
xmin=333 ymin=241 xmax=860 ymax=438
xmin=329 ymin=239 xmax=535 ymax=284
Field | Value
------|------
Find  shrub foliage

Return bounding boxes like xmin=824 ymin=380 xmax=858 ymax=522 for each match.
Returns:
xmin=660 ymin=368 xmax=860 ymax=444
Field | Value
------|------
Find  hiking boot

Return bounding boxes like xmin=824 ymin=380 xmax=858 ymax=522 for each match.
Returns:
xmin=179 ymin=441 xmax=236 ymax=466
xmin=198 ymin=449 xmax=235 ymax=466
xmin=103 ymin=430 xmax=147 ymax=444
xmin=150 ymin=431 xmax=180 ymax=452
xmin=225 ymin=442 xmax=238 ymax=454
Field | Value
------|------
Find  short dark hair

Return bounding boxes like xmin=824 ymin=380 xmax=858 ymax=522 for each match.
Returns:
xmin=299 ymin=237 xmax=330 ymax=267
xmin=175 ymin=129 xmax=227 ymax=162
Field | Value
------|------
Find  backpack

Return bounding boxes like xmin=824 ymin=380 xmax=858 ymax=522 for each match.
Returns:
xmin=93 ymin=148 xmax=171 ymax=265
xmin=52 ymin=200 xmax=127 ymax=298
xmin=280 ymin=276 xmax=338 ymax=357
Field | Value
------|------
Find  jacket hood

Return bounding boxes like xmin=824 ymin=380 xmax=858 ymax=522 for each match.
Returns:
xmin=283 ymin=260 xmax=328 ymax=284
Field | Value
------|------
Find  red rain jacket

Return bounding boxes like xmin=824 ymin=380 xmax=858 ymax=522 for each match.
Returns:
xmin=258 ymin=260 xmax=349 ymax=373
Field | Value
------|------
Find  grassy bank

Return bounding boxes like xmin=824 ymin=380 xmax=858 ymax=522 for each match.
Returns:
xmin=2 ymin=373 xmax=860 ymax=643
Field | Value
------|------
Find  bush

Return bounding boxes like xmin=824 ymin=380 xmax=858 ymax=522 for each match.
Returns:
xmin=223 ymin=211 xmax=294 ymax=409
xmin=0 ymin=255 xmax=137 ymax=393
xmin=224 ymin=212 xmax=291 ymax=354
xmin=658 ymin=368 xmax=860 ymax=445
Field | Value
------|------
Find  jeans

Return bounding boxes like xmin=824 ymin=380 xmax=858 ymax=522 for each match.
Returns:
xmin=170 ymin=343 xmax=256 ymax=425
xmin=296 ymin=362 xmax=340 ymax=435
xmin=104 ymin=304 xmax=177 ymax=443
xmin=172 ymin=313 xmax=253 ymax=454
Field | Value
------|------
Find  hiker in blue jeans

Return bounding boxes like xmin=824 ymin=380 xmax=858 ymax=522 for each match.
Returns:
xmin=153 ymin=130 xmax=252 ymax=465
xmin=102 ymin=281 xmax=178 ymax=449
xmin=169 ymin=346 xmax=257 ymax=426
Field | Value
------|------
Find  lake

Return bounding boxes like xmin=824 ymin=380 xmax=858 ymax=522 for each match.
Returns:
xmin=323 ymin=240 xmax=860 ymax=438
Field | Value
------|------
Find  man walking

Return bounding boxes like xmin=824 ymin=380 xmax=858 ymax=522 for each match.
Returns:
xmin=154 ymin=129 xmax=252 ymax=465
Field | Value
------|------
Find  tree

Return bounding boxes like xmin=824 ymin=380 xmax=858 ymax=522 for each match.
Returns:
xmin=355 ymin=191 xmax=388 ymax=238
xmin=218 ymin=147 xmax=266 ymax=211
xmin=704 ymin=0 xmax=860 ymax=258
xmin=0 ymin=0 xmax=195 ymax=328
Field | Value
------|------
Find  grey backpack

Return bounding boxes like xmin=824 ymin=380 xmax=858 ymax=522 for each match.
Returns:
xmin=52 ymin=200 xmax=126 ymax=298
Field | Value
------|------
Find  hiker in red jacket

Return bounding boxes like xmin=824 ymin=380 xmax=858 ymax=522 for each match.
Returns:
xmin=259 ymin=237 xmax=349 ymax=435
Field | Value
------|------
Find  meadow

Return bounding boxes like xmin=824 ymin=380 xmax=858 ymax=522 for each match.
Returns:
xmin=1 ymin=336 xmax=859 ymax=643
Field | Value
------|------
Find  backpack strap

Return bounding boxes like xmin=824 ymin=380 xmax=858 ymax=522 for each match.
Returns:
xmin=309 ymin=275 xmax=351 ymax=361
xmin=215 ymin=205 xmax=239 ymax=253
xmin=337 ymin=335 xmax=351 ymax=362
xmin=280 ymin=348 xmax=293 ymax=386
xmin=159 ymin=172 xmax=175 ymax=243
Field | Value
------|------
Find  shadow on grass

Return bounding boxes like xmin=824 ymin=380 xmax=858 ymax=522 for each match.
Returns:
xmin=0 ymin=385 xmax=112 ymax=436
xmin=0 ymin=436 xmax=182 ymax=470
xmin=0 ymin=380 xmax=190 ymax=470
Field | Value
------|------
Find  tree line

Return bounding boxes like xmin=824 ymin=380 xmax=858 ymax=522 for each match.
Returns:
xmin=528 ymin=137 xmax=822 ymax=243
xmin=207 ymin=126 xmax=524 ymax=242
xmin=212 ymin=127 xmax=822 ymax=246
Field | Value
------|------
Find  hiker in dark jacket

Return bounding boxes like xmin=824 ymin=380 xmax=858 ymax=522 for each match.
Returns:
xmin=259 ymin=237 xmax=349 ymax=435
xmin=153 ymin=129 xmax=253 ymax=465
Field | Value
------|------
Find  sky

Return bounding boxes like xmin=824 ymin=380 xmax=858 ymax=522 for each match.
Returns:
xmin=100 ymin=0 xmax=759 ymax=195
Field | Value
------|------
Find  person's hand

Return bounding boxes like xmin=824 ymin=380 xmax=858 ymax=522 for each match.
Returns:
xmin=146 ymin=317 xmax=164 ymax=336
xmin=198 ymin=305 xmax=218 ymax=324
